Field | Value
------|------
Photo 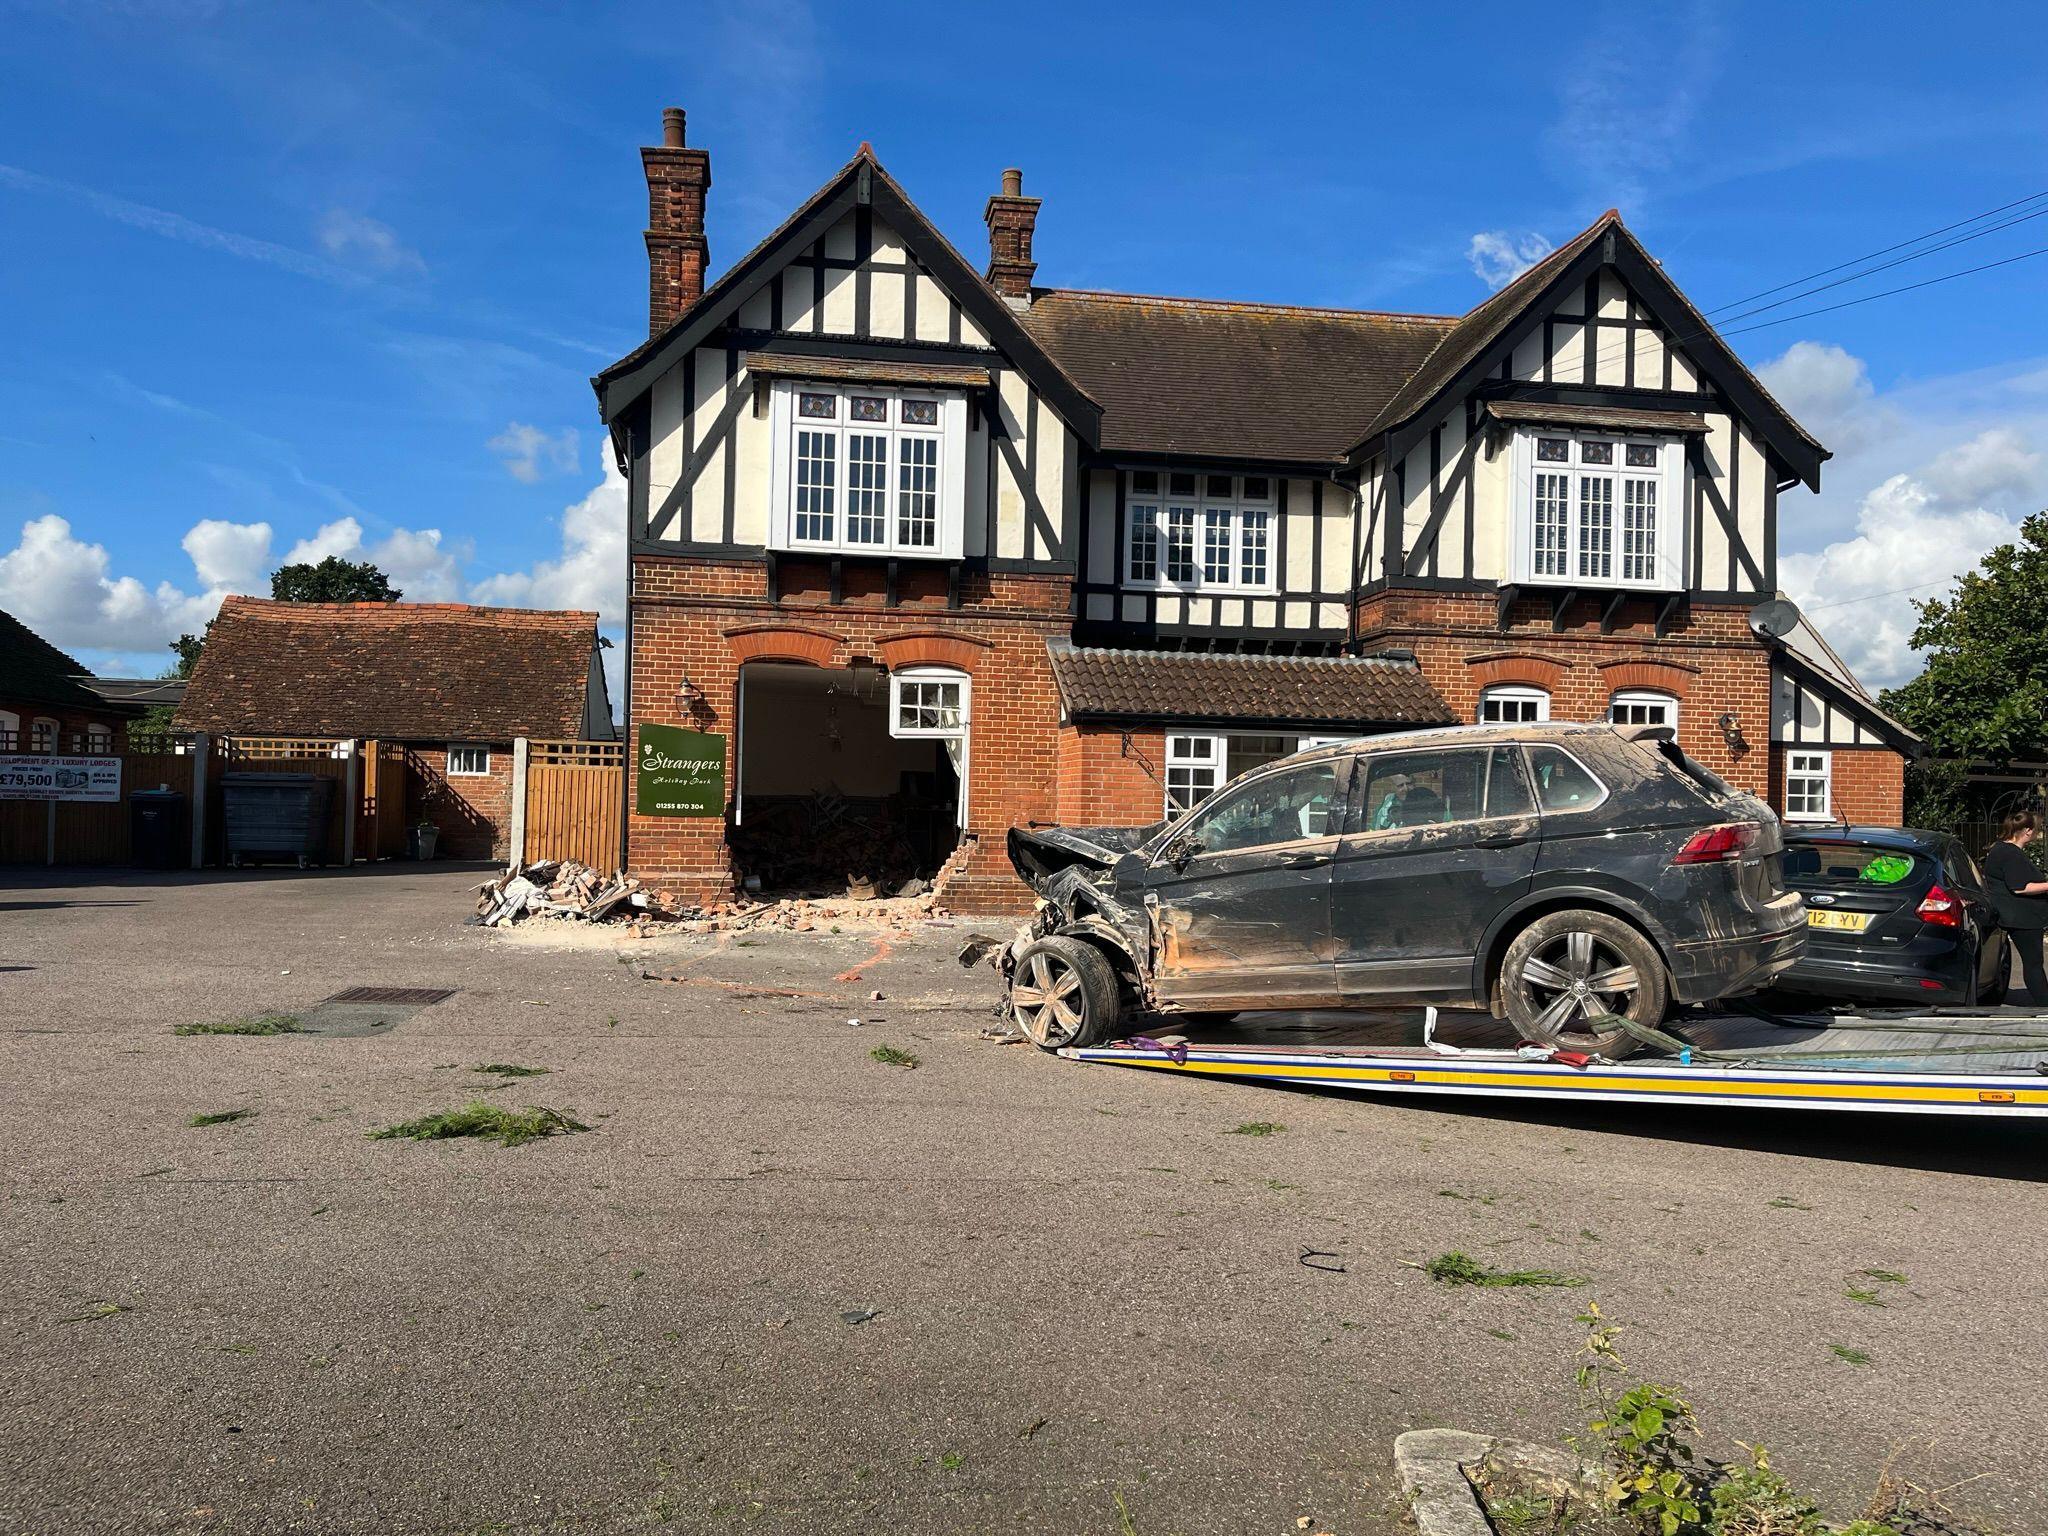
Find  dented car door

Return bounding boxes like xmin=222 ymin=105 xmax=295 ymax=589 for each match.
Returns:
xmin=1143 ymin=758 xmax=1349 ymax=1010
xmin=1328 ymin=744 xmax=1540 ymax=1002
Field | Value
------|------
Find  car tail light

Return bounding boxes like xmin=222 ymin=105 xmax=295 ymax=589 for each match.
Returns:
xmin=1916 ymin=885 xmax=1961 ymax=928
xmin=1671 ymin=822 xmax=1759 ymax=866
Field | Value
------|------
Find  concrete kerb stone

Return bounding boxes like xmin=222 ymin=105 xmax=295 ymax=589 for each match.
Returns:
xmin=1394 ymin=1429 xmax=1596 ymax=1536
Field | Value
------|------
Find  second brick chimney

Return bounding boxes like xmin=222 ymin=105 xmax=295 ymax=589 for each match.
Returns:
xmin=643 ymin=106 xmax=711 ymax=336
xmin=983 ymin=167 xmax=1040 ymax=305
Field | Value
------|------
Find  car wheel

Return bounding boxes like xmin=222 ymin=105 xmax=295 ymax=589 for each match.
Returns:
xmin=1010 ymin=935 xmax=1121 ymax=1050
xmin=1499 ymin=910 xmax=1669 ymax=1060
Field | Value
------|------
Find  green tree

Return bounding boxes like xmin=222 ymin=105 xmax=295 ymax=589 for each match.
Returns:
xmin=135 ymin=631 xmax=210 ymax=735
xmin=1882 ymin=509 xmax=2048 ymax=828
xmin=269 ymin=556 xmax=401 ymax=604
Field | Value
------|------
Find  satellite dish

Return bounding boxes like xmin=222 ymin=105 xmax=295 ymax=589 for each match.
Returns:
xmin=1748 ymin=598 xmax=1801 ymax=641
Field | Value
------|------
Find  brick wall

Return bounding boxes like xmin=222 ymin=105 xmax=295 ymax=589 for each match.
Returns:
xmin=628 ymin=551 xmax=1072 ymax=911
xmin=1357 ymin=589 xmax=1777 ymax=800
xmin=1054 ymin=724 xmax=1174 ymax=827
xmin=1769 ymin=744 xmax=1906 ymax=827
xmin=408 ymin=742 xmax=514 ymax=861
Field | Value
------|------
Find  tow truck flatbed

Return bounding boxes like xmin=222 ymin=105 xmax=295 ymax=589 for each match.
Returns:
xmin=1058 ymin=1005 xmax=2048 ymax=1117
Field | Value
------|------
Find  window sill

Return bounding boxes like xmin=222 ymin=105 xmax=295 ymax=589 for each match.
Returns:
xmin=777 ymin=543 xmax=956 ymax=561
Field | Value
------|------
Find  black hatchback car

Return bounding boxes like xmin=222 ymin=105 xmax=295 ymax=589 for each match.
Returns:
xmin=1774 ymin=826 xmax=2009 ymax=1006
xmin=1002 ymin=721 xmax=1806 ymax=1057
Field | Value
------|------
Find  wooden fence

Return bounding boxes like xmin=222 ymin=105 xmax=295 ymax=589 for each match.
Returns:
xmin=519 ymin=739 xmax=623 ymax=869
xmin=0 ymin=736 xmax=197 ymax=867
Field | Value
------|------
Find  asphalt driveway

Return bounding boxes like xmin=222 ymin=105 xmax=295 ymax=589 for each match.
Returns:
xmin=1 ymin=864 xmax=2040 ymax=1534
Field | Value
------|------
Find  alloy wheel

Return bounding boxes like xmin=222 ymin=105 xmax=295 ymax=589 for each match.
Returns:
xmin=1012 ymin=950 xmax=1088 ymax=1047
xmin=1515 ymin=929 xmax=1642 ymax=1038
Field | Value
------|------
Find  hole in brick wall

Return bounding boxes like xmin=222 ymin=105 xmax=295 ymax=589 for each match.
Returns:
xmin=728 ymin=661 xmax=960 ymax=899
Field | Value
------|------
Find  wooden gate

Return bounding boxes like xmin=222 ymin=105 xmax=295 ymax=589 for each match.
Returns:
xmin=523 ymin=740 xmax=623 ymax=869
xmin=357 ymin=741 xmax=411 ymax=861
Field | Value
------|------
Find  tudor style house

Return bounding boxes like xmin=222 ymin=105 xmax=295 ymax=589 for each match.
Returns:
xmin=595 ymin=108 xmax=1915 ymax=910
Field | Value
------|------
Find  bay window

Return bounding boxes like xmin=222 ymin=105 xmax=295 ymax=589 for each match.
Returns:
xmin=770 ymin=382 xmax=967 ymax=558
xmin=1125 ymin=470 xmax=1274 ymax=593
xmin=1508 ymin=430 xmax=1682 ymax=590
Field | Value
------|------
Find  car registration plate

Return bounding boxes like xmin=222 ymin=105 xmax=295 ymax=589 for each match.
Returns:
xmin=1807 ymin=909 xmax=1871 ymax=932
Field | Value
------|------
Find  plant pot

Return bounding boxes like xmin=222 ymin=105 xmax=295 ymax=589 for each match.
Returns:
xmin=409 ymin=826 xmax=439 ymax=861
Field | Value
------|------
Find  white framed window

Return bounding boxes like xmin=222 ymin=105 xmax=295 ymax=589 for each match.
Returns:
xmin=447 ymin=744 xmax=491 ymax=777
xmin=888 ymin=666 xmax=970 ymax=826
xmin=0 ymin=709 xmax=18 ymax=751
xmin=85 ymin=724 xmax=114 ymax=752
xmin=1478 ymin=685 xmax=1550 ymax=724
xmin=1608 ymin=690 xmax=1677 ymax=729
xmin=1125 ymin=470 xmax=1276 ymax=593
xmin=29 ymin=717 xmax=59 ymax=752
xmin=1508 ymin=430 xmax=1682 ymax=590
xmin=1784 ymin=750 xmax=1832 ymax=821
xmin=1164 ymin=730 xmax=1343 ymax=817
xmin=768 ymin=383 xmax=966 ymax=558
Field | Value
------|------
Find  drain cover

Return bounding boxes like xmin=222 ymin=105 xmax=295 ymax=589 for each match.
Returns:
xmin=324 ymin=986 xmax=458 ymax=1006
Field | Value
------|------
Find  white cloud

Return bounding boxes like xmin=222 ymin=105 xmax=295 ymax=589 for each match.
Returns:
xmin=281 ymin=517 xmax=364 ymax=568
xmin=1783 ymin=474 xmax=2023 ymax=692
xmin=181 ymin=518 xmax=272 ymax=589
xmin=0 ymin=513 xmax=241 ymax=657
xmin=487 ymin=422 xmax=580 ymax=483
xmin=316 ymin=210 xmax=426 ymax=274
xmin=277 ymin=517 xmax=467 ymax=601
xmin=1921 ymin=426 xmax=2042 ymax=508
xmin=471 ymin=460 xmax=625 ymax=621
xmin=1757 ymin=340 xmax=1890 ymax=454
xmin=1467 ymin=231 xmax=1555 ymax=289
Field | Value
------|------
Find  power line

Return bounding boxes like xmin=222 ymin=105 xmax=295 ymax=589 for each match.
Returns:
xmin=1807 ymin=578 xmax=1956 ymax=613
xmin=1704 ymin=189 xmax=2048 ymax=315
xmin=1716 ymin=243 xmax=2048 ymax=339
xmin=1712 ymin=201 xmax=2048 ymax=327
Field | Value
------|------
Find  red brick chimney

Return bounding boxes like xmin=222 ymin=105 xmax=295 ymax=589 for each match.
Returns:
xmin=643 ymin=106 xmax=711 ymax=336
xmin=983 ymin=167 xmax=1040 ymax=304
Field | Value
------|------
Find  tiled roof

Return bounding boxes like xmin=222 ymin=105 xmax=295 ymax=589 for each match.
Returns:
xmin=176 ymin=597 xmax=604 ymax=742
xmin=1021 ymin=290 xmax=1454 ymax=464
xmin=1046 ymin=639 xmax=1455 ymax=727
xmin=0 ymin=608 xmax=132 ymax=715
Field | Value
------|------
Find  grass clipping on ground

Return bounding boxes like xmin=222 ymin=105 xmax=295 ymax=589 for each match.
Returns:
xmin=369 ymin=1100 xmax=589 ymax=1148
xmin=1416 ymin=1250 xmax=1587 ymax=1289
xmin=175 ymin=1014 xmax=301 ymax=1037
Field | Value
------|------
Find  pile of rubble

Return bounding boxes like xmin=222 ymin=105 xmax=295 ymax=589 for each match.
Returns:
xmin=476 ymin=860 xmax=649 ymax=927
xmin=725 ymin=795 xmax=932 ymax=896
xmin=475 ymin=855 xmax=962 ymax=935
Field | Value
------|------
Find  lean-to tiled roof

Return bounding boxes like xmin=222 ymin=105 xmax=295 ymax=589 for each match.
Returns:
xmin=0 ymin=608 xmax=133 ymax=716
xmin=1046 ymin=639 xmax=1455 ymax=728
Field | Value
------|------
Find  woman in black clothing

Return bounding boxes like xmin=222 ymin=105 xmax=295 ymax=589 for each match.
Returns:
xmin=1982 ymin=808 xmax=2048 ymax=1004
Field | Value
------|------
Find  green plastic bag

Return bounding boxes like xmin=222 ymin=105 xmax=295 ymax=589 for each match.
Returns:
xmin=1860 ymin=852 xmax=1914 ymax=885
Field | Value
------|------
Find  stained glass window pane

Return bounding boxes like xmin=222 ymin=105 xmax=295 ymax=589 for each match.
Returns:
xmin=798 ymin=392 xmax=836 ymax=419
xmin=901 ymin=399 xmax=938 ymax=426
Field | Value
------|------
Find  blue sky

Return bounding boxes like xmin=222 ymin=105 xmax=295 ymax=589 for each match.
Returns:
xmin=3 ymin=0 xmax=2046 ymax=691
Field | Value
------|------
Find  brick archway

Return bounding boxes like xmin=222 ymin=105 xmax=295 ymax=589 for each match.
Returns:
xmin=721 ymin=623 xmax=847 ymax=668
xmin=1465 ymin=651 xmax=1570 ymax=691
xmin=1594 ymin=657 xmax=1700 ymax=700
xmin=874 ymin=629 xmax=994 ymax=675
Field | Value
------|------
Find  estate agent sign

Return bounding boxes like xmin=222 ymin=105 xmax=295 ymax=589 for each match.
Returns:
xmin=635 ymin=723 xmax=725 ymax=817
xmin=0 ymin=755 xmax=123 ymax=802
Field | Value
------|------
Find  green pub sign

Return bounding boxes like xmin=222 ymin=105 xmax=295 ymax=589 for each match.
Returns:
xmin=635 ymin=722 xmax=726 ymax=817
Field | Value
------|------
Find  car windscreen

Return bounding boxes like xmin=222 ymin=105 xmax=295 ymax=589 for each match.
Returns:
xmin=1782 ymin=842 xmax=1931 ymax=888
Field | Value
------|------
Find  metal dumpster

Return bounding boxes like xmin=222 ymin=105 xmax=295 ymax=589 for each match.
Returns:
xmin=221 ymin=772 xmax=336 ymax=868
xmin=130 ymin=787 xmax=188 ymax=869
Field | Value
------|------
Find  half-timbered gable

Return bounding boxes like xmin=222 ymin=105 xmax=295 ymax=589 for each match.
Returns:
xmin=1354 ymin=211 xmax=1821 ymax=613
xmin=597 ymin=148 xmax=1098 ymax=577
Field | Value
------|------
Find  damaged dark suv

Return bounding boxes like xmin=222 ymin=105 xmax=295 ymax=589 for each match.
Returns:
xmin=1003 ymin=722 xmax=1804 ymax=1058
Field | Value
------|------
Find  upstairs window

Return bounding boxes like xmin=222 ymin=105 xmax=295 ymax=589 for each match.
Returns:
xmin=770 ymin=383 xmax=966 ymax=559
xmin=1124 ymin=470 xmax=1274 ymax=593
xmin=1509 ymin=431 xmax=1681 ymax=590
